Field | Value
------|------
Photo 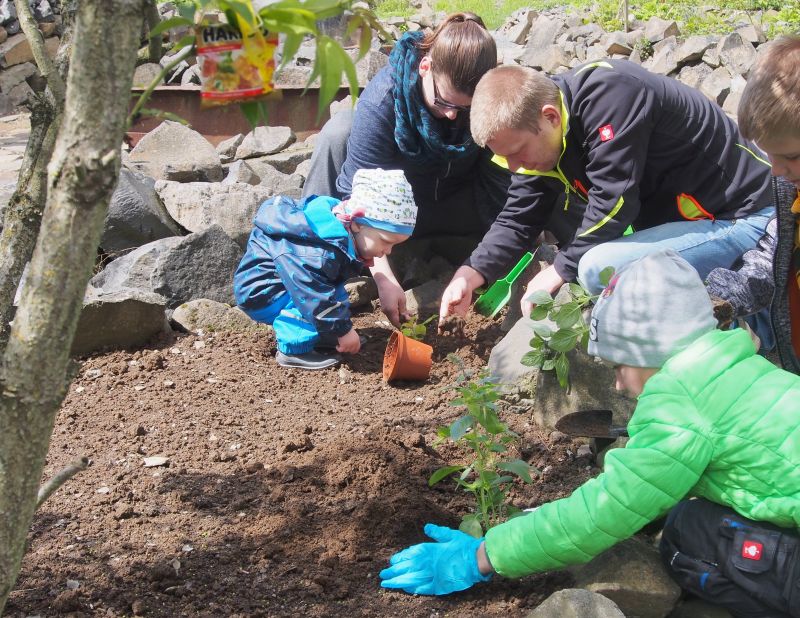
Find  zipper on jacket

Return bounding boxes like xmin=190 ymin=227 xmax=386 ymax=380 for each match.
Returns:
xmin=434 ymin=161 xmax=451 ymax=202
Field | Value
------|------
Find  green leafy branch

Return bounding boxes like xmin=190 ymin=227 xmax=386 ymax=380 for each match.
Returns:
xmin=429 ymin=355 xmax=537 ymax=537
xmin=520 ymin=266 xmax=614 ymax=390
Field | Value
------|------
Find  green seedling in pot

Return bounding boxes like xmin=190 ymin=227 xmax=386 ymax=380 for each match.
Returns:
xmin=429 ymin=355 xmax=538 ymax=538
xmin=400 ymin=313 xmax=437 ymax=341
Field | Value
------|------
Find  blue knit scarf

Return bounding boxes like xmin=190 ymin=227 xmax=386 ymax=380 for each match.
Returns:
xmin=390 ymin=32 xmax=477 ymax=165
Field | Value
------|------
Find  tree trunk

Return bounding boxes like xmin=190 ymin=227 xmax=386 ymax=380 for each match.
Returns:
xmin=0 ymin=0 xmax=146 ymax=611
xmin=0 ymin=1 xmax=76 ymax=352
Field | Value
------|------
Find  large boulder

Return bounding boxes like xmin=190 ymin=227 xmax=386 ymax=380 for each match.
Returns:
xmin=154 ymin=180 xmax=273 ymax=246
xmin=90 ymin=226 xmax=242 ymax=308
xmin=170 ymin=298 xmax=263 ymax=334
xmin=570 ymin=537 xmax=682 ymax=618
xmin=72 ymin=289 xmax=168 ymax=356
xmin=235 ymin=125 xmax=295 ymax=160
xmin=128 ymin=120 xmax=224 ymax=182
xmin=100 ymin=168 xmax=183 ymax=254
xmin=526 ymin=589 xmax=625 ymax=617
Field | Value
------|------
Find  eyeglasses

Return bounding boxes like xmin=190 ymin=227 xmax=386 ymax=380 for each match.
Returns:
xmin=431 ymin=71 xmax=470 ymax=113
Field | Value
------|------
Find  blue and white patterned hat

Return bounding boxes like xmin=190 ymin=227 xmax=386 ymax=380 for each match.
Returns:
xmin=345 ymin=168 xmax=417 ymax=236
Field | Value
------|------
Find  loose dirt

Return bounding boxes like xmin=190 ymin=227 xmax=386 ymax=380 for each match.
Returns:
xmin=8 ymin=307 xmax=596 ymax=617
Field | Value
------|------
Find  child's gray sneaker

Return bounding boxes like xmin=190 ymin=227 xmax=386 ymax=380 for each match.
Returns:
xmin=276 ymin=350 xmax=341 ymax=370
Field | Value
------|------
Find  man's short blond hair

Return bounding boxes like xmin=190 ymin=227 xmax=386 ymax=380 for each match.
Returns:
xmin=470 ymin=65 xmax=560 ymax=147
xmin=738 ymin=34 xmax=800 ymax=142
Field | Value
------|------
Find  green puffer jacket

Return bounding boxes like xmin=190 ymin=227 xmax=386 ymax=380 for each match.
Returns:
xmin=485 ymin=328 xmax=800 ymax=578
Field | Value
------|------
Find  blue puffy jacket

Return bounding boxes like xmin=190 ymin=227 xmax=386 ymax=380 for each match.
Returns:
xmin=233 ymin=195 xmax=364 ymax=338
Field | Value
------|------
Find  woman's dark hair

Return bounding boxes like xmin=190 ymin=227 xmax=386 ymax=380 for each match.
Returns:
xmin=416 ymin=12 xmax=497 ymax=96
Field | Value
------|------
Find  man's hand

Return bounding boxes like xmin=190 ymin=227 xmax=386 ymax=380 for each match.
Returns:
xmin=371 ymin=257 xmax=409 ymax=328
xmin=520 ymin=264 xmax=565 ymax=317
xmin=439 ymin=266 xmax=486 ymax=325
xmin=379 ymin=524 xmax=492 ymax=596
xmin=337 ymin=328 xmax=361 ymax=354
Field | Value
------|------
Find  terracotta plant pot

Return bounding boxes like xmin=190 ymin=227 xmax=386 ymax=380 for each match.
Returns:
xmin=383 ymin=331 xmax=433 ymax=382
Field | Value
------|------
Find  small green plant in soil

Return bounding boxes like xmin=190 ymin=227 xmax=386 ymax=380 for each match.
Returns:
xmin=521 ymin=267 xmax=614 ymax=389
xmin=429 ymin=355 xmax=538 ymax=538
xmin=400 ymin=314 xmax=437 ymax=341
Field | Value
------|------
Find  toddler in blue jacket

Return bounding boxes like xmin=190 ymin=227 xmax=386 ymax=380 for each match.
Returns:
xmin=233 ymin=168 xmax=417 ymax=370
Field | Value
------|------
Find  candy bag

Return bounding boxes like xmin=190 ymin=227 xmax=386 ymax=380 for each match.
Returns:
xmin=196 ymin=22 xmax=277 ymax=107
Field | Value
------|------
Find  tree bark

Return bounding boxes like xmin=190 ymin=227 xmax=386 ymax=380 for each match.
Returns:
xmin=0 ymin=0 xmax=146 ymax=612
xmin=0 ymin=1 xmax=76 ymax=351
xmin=145 ymin=0 xmax=163 ymax=63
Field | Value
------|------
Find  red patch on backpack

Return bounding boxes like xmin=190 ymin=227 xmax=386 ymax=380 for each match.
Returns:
xmin=742 ymin=540 xmax=763 ymax=560
xmin=599 ymin=124 xmax=615 ymax=141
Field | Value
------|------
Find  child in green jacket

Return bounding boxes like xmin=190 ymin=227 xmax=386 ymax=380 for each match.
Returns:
xmin=381 ymin=250 xmax=800 ymax=617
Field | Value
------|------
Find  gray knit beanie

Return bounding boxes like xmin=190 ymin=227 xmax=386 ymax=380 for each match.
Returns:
xmin=587 ymin=250 xmax=717 ymax=368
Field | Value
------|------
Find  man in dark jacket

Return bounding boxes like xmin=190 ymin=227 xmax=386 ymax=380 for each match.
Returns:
xmin=439 ymin=60 xmax=774 ymax=322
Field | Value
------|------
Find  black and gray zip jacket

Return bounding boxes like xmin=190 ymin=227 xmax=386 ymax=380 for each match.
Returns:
xmin=706 ymin=177 xmax=800 ymax=374
xmin=466 ymin=59 xmax=773 ymax=283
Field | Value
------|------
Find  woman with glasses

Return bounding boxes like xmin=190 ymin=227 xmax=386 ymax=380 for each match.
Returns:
xmin=303 ymin=13 xmax=510 ymax=326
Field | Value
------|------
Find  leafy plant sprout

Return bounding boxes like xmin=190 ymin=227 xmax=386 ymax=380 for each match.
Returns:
xmin=429 ymin=354 xmax=538 ymax=538
xmin=521 ymin=266 xmax=615 ymax=389
xmin=400 ymin=313 xmax=437 ymax=341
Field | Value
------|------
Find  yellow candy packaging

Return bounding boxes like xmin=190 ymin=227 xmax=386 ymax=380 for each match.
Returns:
xmin=196 ymin=22 xmax=277 ymax=107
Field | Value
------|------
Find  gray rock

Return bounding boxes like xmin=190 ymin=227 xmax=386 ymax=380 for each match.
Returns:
xmin=179 ymin=63 xmax=200 ymax=86
xmin=722 ymin=73 xmax=747 ymax=117
xmin=221 ymin=159 xmax=260 ymax=186
xmin=676 ymin=63 xmax=713 ymax=90
xmin=644 ymin=17 xmax=680 ymax=43
xmin=101 ymin=167 xmax=183 ymax=254
xmin=735 ymin=24 xmax=766 ymax=45
xmin=0 ymin=61 xmax=35 ymax=93
xmin=700 ymin=66 xmax=732 ymax=106
xmin=154 ymin=180 xmax=273 ymax=246
xmin=294 ymin=158 xmax=312 ymax=180
xmin=235 ymin=125 xmax=296 ymax=159
xmin=7 ymin=80 xmax=31 ymax=106
xmin=131 ymin=62 xmax=163 ymax=88
xmin=0 ymin=1 xmax=16 ymax=24
xmin=644 ymin=37 xmax=678 ymax=75
xmin=405 ymin=279 xmax=447 ymax=318
xmin=247 ymin=144 xmax=313 ymax=175
xmin=216 ymin=133 xmax=244 ymax=164
xmin=525 ymin=15 xmax=564 ymax=50
xmin=675 ymin=35 xmax=716 ymax=65
xmin=519 ymin=44 xmax=570 ymax=73
xmin=248 ymin=160 xmax=305 ymax=197
xmin=527 ymin=588 xmax=625 ymax=617
xmin=170 ymin=298 xmax=262 ymax=334
xmin=571 ymin=537 xmax=682 ymax=618
xmin=568 ymin=23 xmax=604 ymax=45
xmin=496 ymin=8 xmax=536 ymax=45
xmin=91 ymin=236 xmax=184 ymax=294
xmin=602 ymin=32 xmax=632 ymax=56
xmin=129 ymin=120 xmax=223 ymax=182
xmin=716 ymin=32 xmax=757 ymax=77
xmin=702 ymin=43 xmax=721 ymax=68
xmin=31 ymin=0 xmax=54 ymax=22
xmin=345 ymin=276 xmax=378 ymax=308
xmin=72 ymin=289 xmax=168 ymax=356
xmin=151 ymin=225 xmax=243 ymax=307
xmin=165 ymin=59 xmax=189 ymax=84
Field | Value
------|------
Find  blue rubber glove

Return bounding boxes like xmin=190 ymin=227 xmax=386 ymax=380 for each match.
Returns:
xmin=379 ymin=523 xmax=492 ymax=595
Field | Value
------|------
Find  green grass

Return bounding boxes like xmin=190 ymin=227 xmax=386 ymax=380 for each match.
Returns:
xmin=373 ymin=0 xmax=800 ymax=36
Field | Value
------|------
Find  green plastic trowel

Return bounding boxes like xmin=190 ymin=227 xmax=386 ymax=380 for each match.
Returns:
xmin=473 ymin=251 xmax=535 ymax=318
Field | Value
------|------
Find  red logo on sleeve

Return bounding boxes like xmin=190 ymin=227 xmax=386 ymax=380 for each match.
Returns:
xmin=599 ymin=124 xmax=615 ymax=141
xmin=742 ymin=540 xmax=763 ymax=560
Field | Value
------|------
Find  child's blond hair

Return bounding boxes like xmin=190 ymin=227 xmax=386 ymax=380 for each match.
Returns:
xmin=738 ymin=34 xmax=800 ymax=142
xmin=469 ymin=65 xmax=560 ymax=147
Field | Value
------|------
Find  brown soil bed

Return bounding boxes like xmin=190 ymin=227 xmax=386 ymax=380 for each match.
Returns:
xmin=8 ymin=307 xmax=596 ymax=617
